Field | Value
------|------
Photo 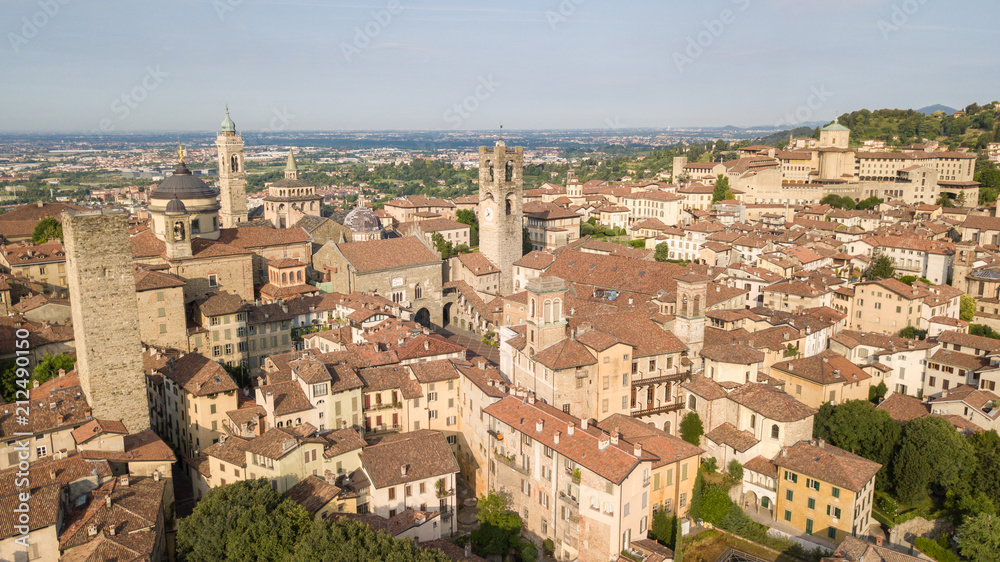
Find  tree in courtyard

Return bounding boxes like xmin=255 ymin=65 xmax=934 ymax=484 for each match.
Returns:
xmin=813 ymin=400 xmax=900 ymax=489
xmin=866 ymin=255 xmax=895 ymax=280
xmin=711 ymin=174 xmax=734 ymax=203
xmin=891 ymin=416 xmax=974 ymax=504
xmin=654 ymin=242 xmax=670 ymax=263
xmin=961 ymin=294 xmax=977 ymax=322
xmin=522 ymin=227 xmax=532 ymax=255
xmin=31 ymin=217 xmax=62 ymax=243
xmin=680 ymin=412 xmax=704 ymax=446
xmin=957 ymin=512 xmax=1000 ymax=561
xmin=176 ymin=479 xmax=312 ymax=561
xmin=288 ymin=518 xmax=453 ymax=562
xmin=32 ymin=353 xmax=76 ymax=387
xmin=470 ymin=491 xmax=522 ymax=557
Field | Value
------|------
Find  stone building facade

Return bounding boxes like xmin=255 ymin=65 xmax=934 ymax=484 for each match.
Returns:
xmin=478 ymin=142 xmax=524 ymax=296
xmin=216 ymin=108 xmax=249 ymax=228
xmin=63 ymin=209 xmax=150 ymax=434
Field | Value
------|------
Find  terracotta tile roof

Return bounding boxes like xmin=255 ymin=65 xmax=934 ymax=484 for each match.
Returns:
xmin=134 ymin=265 xmax=185 ymax=291
xmin=545 ymin=249 xmax=687 ymax=297
xmin=202 ymin=435 xmax=252 ymax=468
xmin=245 ymin=427 xmax=309 ymax=460
xmin=937 ymin=330 xmax=1000 ymax=353
xmin=514 ymin=250 xmax=556 ymax=270
xmin=831 ymin=534 xmax=924 ymax=562
xmin=408 ymin=359 xmax=460 ymax=384
xmin=453 ymin=360 xmax=509 ymax=398
xmin=285 ymin=475 xmax=341 ymax=514
xmin=421 ymin=539 xmax=488 ymax=562
xmin=728 ymin=383 xmax=816 ymax=422
xmin=523 ymin=201 xmax=583 ymax=220
xmin=1 ymin=240 xmax=66 ymax=265
xmin=131 ymin=229 xmax=254 ymax=260
xmin=322 ymin=428 xmax=366 ymax=458
xmin=683 ymin=375 xmax=728 ymax=401
xmin=289 ymin=356 xmax=332 ymax=385
xmin=928 ymin=349 xmax=991 ymax=372
xmin=59 ymin=476 xmax=165 ymax=551
xmin=79 ymin=429 xmax=176 ymax=463
xmin=876 ymin=393 xmax=929 ymax=423
xmin=196 ymin=291 xmax=246 ymax=317
xmin=743 ymin=455 xmax=778 ymax=479
xmin=597 ymin=414 xmax=703 ymax=469
xmin=217 ymin=225 xmax=312 ymax=248
xmin=929 ymin=384 xmax=1000 ymax=415
xmin=532 ymin=338 xmax=597 ymax=370
xmin=0 ymin=371 xmax=91 ymax=439
xmin=457 ymin=251 xmax=499 ymax=275
xmin=776 ymin=439 xmax=881 ymax=493
xmin=701 ymin=344 xmax=764 ymax=365
xmin=158 ymin=353 xmax=238 ymax=396
xmin=573 ymin=312 xmax=688 ymax=358
xmin=388 ymin=508 xmax=439 ymax=536
xmin=259 ymin=380 xmax=314 ymax=416
xmin=336 ymin=236 xmax=440 ymax=273
xmin=705 ymin=422 xmax=759 ymax=452
xmin=357 ymin=365 xmax=423 ymax=399
xmin=359 ymin=430 xmax=459 ymax=488
xmin=71 ymin=419 xmax=128 ymax=445
xmin=484 ymin=397 xmax=640 ymax=483
xmin=772 ymin=350 xmax=871 ymax=386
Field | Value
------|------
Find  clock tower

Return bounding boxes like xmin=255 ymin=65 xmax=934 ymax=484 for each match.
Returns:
xmin=478 ymin=140 xmax=523 ymax=296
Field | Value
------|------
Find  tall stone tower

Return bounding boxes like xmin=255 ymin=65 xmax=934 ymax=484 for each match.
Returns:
xmin=216 ymin=107 xmax=248 ymax=228
xmin=62 ymin=209 xmax=150 ymax=434
xmin=478 ymin=140 xmax=523 ymax=296
xmin=673 ymin=272 xmax=709 ymax=360
xmin=524 ymin=277 xmax=567 ymax=356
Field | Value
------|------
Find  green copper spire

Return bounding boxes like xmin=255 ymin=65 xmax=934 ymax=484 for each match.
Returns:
xmin=221 ymin=106 xmax=236 ymax=132
xmin=286 ymin=148 xmax=298 ymax=171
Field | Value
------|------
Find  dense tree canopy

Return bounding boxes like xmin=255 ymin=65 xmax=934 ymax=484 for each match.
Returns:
xmin=813 ymin=401 xmax=899 ymax=489
xmin=866 ymin=255 xmax=895 ymax=280
xmin=32 ymin=217 xmax=62 ymax=243
xmin=957 ymin=512 xmax=1000 ymax=561
xmin=680 ymin=412 xmax=704 ymax=446
xmin=711 ymin=175 xmax=734 ymax=203
xmin=891 ymin=417 xmax=975 ymax=504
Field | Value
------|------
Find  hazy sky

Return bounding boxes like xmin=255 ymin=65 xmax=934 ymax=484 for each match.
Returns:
xmin=3 ymin=0 xmax=998 ymax=132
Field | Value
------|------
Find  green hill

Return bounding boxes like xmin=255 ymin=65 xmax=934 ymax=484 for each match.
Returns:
xmin=834 ymin=102 xmax=1000 ymax=149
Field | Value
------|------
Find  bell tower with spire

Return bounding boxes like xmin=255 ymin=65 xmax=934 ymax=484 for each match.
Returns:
xmin=216 ymin=107 xmax=248 ymax=228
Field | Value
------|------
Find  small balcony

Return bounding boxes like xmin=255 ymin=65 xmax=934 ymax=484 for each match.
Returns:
xmin=495 ymin=449 xmax=529 ymax=475
xmin=565 ymin=466 xmax=581 ymax=484
xmin=631 ymin=370 xmax=688 ymax=387
xmin=631 ymin=402 xmax=684 ymax=418
xmin=366 ymin=423 xmax=400 ymax=435
xmin=558 ymin=490 xmax=579 ymax=508
xmin=368 ymin=401 xmax=402 ymax=411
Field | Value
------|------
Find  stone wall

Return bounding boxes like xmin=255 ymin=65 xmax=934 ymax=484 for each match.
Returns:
xmin=63 ymin=209 xmax=150 ymax=434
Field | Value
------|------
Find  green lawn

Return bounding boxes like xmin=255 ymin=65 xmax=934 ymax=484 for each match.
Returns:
xmin=683 ymin=530 xmax=799 ymax=562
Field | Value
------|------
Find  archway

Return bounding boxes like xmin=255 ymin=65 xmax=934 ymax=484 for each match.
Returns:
xmin=743 ymin=490 xmax=759 ymax=514
xmin=443 ymin=303 xmax=453 ymax=327
xmin=415 ymin=308 xmax=431 ymax=328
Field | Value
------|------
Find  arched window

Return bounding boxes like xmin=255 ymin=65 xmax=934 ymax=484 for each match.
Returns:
xmin=750 ymin=414 xmax=756 ymax=429
xmin=506 ymin=196 xmax=513 ymax=216
xmin=771 ymin=424 xmax=779 ymax=439
xmin=414 ymin=285 xmax=423 ymax=299
xmin=681 ymin=295 xmax=689 ymax=317
xmin=688 ymin=395 xmax=697 ymax=410
xmin=543 ymin=300 xmax=552 ymax=324
xmin=693 ymin=295 xmax=701 ymax=316
xmin=505 ymin=160 xmax=514 ymax=182
xmin=282 ymin=272 xmax=288 ymax=284
xmin=664 ymin=421 xmax=671 ymax=434
xmin=530 ymin=298 xmax=536 ymax=317
xmin=230 ymin=154 xmax=239 ymax=173
xmin=296 ymin=271 xmax=302 ymax=282
xmin=553 ymin=299 xmax=562 ymax=321
xmin=487 ymin=160 xmax=494 ymax=181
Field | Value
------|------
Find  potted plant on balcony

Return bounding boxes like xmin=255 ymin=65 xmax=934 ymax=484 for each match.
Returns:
xmin=436 ymin=479 xmax=447 ymax=498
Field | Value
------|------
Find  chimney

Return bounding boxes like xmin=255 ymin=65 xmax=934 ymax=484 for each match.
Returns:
xmin=942 ymin=388 xmax=949 ymax=398
xmin=598 ymin=434 xmax=610 ymax=451
xmin=536 ymin=419 xmax=543 ymax=433
xmin=567 ymin=423 xmax=575 ymax=436
xmin=32 ymin=380 xmax=39 ymax=389
xmin=554 ymin=431 xmax=561 ymax=444
xmin=634 ymin=442 xmax=643 ymax=457
xmin=818 ymin=438 xmax=825 ymax=449
xmin=528 ymin=394 xmax=535 ymax=405
xmin=58 ymin=368 xmax=65 ymax=377
xmin=781 ymin=448 xmax=788 ymax=458
xmin=153 ymin=471 xmax=161 ymax=482
xmin=610 ymin=428 xmax=619 ymax=445
xmin=464 ymin=543 xmax=472 ymax=558
xmin=105 ymin=496 xmax=112 ymax=508
xmin=107 ymin=525 xmax=116 ymax=536
xmin=48 ymin=469 xmax=56 ymax=479
xmin=423 ymin=341 xmax=429 ymax=351
xmin=401 ymin=464 xmax=408 ymax=476
xmin=119 ymin=475 xmax=130 ymax=487
xmin=581 ymin=418 xmax=589 ymax=430
xmin=87 ymin=525 xmax=98 ymax=537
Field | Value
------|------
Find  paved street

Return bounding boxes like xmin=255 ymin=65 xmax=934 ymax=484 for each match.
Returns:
xmin=438 ymin=327 xmax=500 ymax=365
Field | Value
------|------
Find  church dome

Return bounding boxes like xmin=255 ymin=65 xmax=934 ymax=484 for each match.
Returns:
xmin=221 ymin=107 xmax=236 ymax=132
xmin=164 ymin=195 xmax=187 ymax=214
xmin=344 ymin=207 xmax=382 ymax=233
xmin=151 ymin=162 xmax=217 ymax=201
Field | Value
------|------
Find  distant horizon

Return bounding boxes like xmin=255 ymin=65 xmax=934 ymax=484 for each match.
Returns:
xmin=3 ymin=1 xmax=997 ymax=132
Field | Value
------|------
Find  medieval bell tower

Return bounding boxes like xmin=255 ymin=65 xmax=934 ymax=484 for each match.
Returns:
xmin=216 ymin=107 xmax=248 ymax=228
xmin=478 ymin=140 xmax=523 ymax=296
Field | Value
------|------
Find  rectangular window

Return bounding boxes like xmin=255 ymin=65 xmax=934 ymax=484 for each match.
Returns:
xmin=808 ymin=498 xmax=816 ymax=510
xmin=388 ymin=487 xmax=396 ymax=500
xmin=784 ymin=471 xmax=798 ymax=483
xmin=832 ymin=487 xmax=840 ymax=499
xmin=784 ymin=510 xmax=792 ymax=522
xmin=786 ymin=490 xmax=794 ymax=501
xmin=806 ymin=478 xmax=819 ymax=491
